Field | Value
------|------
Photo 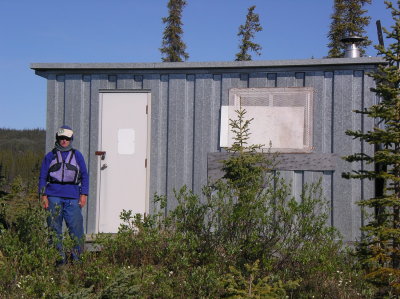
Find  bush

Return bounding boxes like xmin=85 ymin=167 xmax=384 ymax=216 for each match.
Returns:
xmin=0 ymin=108 xmax=376 ymax=297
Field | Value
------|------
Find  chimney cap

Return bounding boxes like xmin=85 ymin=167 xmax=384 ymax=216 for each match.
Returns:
xmin=341 ymin=36 xmax=365 ymax=44
xmin=341 ymin=36 xmax=366 ymax=58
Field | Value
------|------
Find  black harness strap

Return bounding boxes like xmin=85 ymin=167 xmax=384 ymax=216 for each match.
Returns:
xmin=68 ymin=149 xmax=76 ymax=164
xmin=52 ymin=148 xmax=60 ymax=163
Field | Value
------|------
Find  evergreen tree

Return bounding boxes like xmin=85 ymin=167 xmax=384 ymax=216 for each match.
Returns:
xmin=327 ymin=0 xmax=372 ymax=58
xmin=235 ymin=5 xmax=263 ymax=61
xmin=343 ymin=1 xmax=400 ymax=295
xmin=222 ymin=108 xmax=268 ymax=201
xmin=160 ymin=0 xmax=189 ymax=62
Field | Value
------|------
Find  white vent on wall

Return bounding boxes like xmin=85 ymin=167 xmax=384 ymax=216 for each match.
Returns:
xmin=220 ymin=87 xmax=314 ymax=152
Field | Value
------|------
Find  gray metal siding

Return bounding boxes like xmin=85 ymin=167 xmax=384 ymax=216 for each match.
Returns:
xmin=147 ymin=74 xmax=168 ymax=212
xmin=363 ymin=74 xmax=376 ymax=228
xmin=193 ymin=74 xmax=222 ymax=199
xmin=38 ymin=62 xmax=378 ymax=242
xmin=167 ymin=74 xmax=193 ymax=210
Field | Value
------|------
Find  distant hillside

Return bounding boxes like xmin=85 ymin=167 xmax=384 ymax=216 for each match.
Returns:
xmin=0 ymin=128 xmax=45 ymax=152
xmin=0 ymin=128 xmax=46 ymax=191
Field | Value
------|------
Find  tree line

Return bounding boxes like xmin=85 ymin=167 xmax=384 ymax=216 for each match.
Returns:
xmin=0 ymin=128 xmax=45 ymax=194
xmin=160 ymin=0 xmax=372 ymax=62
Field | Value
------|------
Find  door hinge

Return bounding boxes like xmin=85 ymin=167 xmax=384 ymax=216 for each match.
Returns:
xmin=146 ymin=105 xmax=148 ymax=114
xmin=145 ymin=158 xmax=147 ymax=168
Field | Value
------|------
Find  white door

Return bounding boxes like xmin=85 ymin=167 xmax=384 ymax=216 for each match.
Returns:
xmin=97 ymin=92 xmax=150 ymax=233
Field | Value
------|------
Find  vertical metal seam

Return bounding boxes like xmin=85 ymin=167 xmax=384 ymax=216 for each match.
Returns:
xmin=216 ymin=74 xmax=222 ymax=152
xmin=330 ymin=71 xmax=335 ymax=228
xmin=165 ymin=75 xmax=170 ymax=213
xmin=191 ymin=74 xmax=196 ymax=191
xmin=360 ymin=70 xmax=365 ymax=229
xmin=331 ymin=72 xmax=335 ymax=154
xmin=63 ymin=75 xmax=66 ymax=124
xmin=184 ymin=76 xmax=188 ymax=186
xmin=331 ymin=173 xmax=334 ymax=227
xmin=86 ymin=75 xmax=92 ymax=232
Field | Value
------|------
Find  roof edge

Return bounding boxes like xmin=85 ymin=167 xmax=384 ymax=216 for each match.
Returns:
xmin=30 ymin=57 xmax=385 ymax=71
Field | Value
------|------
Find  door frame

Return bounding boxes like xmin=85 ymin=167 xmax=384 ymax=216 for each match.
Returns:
xmin=96 ymin=89 xmax=152 ymax=233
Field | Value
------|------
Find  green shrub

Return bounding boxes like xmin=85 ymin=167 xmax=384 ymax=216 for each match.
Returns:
xmin=0 ymin=201 xmax=61 ymax=298
xmin=0 ymin=107 xmax=377 ymax=297
xmin=222 ymin=260 xmax=300 ymax=298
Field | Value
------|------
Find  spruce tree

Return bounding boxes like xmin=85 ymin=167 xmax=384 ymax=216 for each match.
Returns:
xmin=343 ymin=1 xmax=400 ymax=294
xmin=327 ymin=0 xmax=372 ymax=58
xmin=235 ymin=5 xmax=263 ymax=61
xmin=160 ymin=0 xmax=189 ymax=62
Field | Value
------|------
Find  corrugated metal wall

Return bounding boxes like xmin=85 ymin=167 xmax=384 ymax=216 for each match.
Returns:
xmin=33 ymin=58 xmax=380 ymax=242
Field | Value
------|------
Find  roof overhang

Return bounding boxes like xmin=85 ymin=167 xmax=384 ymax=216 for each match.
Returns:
xmin=31 ymin=57 xmax=385 ymax=72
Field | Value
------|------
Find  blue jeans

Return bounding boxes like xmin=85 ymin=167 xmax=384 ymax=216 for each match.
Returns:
xmin=47 ymin=196 xmax=84 ymax=263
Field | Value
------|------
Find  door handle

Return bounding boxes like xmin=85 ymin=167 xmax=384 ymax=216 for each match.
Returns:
xmin=101 ymin=163 xmax=108 ymax=170
xmin=95 ymin=151 xmax=106 ymax=160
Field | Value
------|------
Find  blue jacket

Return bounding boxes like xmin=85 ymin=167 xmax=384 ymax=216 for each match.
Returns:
xmin=38 ymin=149 xmax=89 ymax=199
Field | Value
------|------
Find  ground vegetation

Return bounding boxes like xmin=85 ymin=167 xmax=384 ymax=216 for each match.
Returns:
xmin=0 ymin=110 xmax=376 ymax=298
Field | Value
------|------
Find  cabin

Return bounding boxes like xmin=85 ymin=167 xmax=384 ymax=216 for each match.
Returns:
xmin=31 ymin=57 xmax=383 ymax=242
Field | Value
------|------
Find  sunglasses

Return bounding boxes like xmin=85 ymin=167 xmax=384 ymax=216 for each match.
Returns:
xmin=58 ymin=136 xmax=71 ymax=141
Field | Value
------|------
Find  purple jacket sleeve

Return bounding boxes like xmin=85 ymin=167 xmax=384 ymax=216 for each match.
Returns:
xmin=75 ymin=150 xmax=89 ymax=195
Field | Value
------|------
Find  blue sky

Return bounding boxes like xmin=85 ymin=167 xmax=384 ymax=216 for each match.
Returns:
xmin=0 ymin=0 xmax=394 ymax=129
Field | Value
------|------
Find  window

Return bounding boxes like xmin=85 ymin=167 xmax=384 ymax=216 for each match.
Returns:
xmin=220 ymin=87 xmax=313 ymax=152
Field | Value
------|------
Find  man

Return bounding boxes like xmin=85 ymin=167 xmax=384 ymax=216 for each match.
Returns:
xmin=38 ymin=125 xmax=89 ymax=264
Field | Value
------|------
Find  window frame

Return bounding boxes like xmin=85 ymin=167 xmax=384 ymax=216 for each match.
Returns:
xmin=220 ymin=87 xmax=314 ymax=153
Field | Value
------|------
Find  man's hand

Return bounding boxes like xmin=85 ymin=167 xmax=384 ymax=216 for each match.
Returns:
xmin=79 ymin=195 xmax=87 ymax=208
xmin=42 ymin=195 xmax=49 ymax=209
